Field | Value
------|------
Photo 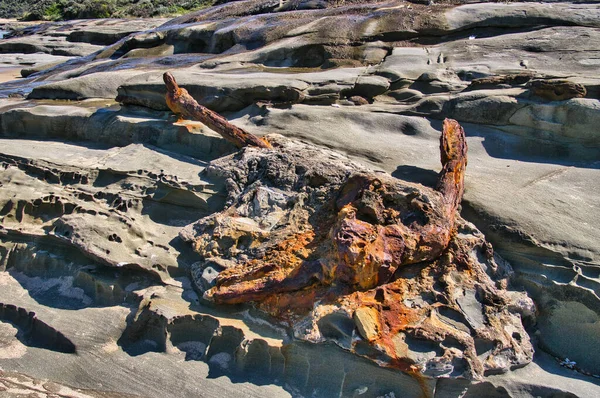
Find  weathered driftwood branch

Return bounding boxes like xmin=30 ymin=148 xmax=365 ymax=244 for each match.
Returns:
xmin=163 ymin=72 xmax=271 ymax=149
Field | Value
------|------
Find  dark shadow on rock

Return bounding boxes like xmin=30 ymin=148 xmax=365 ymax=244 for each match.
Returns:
xmin=140 ymin=198 xmax=213 ymax=227
xmin=9 ymin=271 xmax=91 ymax=311
xmin=410 ymin=25 xmax=550 ymax=47
xmin=80 ymin=54 xmax=216 ymax=76
xmin=428 ymin=119 xmax=600 ymax=170
xmin=3 ymin=240 xmax=106 ymax=311
xmin=532 ymin=348 xmax=600 ymax=391
xmin=203 ymin=340 xmax=431 ymax=397
xmin=92 ymin=170 xmax=128 ymax=188
xmin=168 ymin=235 xmax=203 ymax=277
xmin=0 ymin=106 xmax=237 ymax=162
xmin=3 ymin=238 xmax=156 ymax=310
xmin=116 ymin=304 xmax=158 ymax=357
xmin=142 ymin=143 xmax=210 ymax=168
xmin=0 ymin=137 xmax=113 ymax=151
xmin=392 ymin=165 xmax=438 ymax=188
xmin=0 ymin=303 xmax=77 ymax=353
xmin=461 ymin=382 xmax=512 ymax=398
xmin=0 ymin=77 xmax=47 ymax=99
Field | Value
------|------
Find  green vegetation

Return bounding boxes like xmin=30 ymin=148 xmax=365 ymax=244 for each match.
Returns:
xmin=0 ymin=0 xmax=217 ymax=21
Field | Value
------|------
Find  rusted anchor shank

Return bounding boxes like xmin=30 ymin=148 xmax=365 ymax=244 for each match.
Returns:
xmin=203 ymin=118 xmax=469 ymax=304
xmin=437 ymin=118 xmax=468 ymax=215
xmin=163 ymin=72 xmax=271 ymax=149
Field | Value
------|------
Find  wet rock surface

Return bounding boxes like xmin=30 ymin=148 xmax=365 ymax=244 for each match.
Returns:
xmin=0 ymin=1 xmax=599 ymax=397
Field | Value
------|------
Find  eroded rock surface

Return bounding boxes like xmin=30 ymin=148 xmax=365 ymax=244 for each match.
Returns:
xmin=0 ymin=141 xmax=226 ymax=283
xmin=0 ymin=1 xmax=599 ymax=397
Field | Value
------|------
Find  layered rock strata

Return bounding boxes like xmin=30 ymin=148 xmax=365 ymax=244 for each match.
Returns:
xmin=0 ymin=1 xmax=599 ymax=397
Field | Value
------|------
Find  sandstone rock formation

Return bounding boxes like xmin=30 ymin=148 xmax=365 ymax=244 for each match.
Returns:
xmin=0 ymin=1 xmax=599 ymax=397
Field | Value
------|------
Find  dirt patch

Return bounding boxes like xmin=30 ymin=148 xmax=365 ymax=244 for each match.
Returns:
xmin=0 ymin=67 xmax=21 ymax=83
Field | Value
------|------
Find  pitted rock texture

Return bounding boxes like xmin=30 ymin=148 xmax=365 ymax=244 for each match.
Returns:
xmin=0 ymin=142 xmax=225 ymax=283
xmin=180 ymin=132 xmax=533 ymax=379
xmin=0 ymin=1 xmax=599 ymax=397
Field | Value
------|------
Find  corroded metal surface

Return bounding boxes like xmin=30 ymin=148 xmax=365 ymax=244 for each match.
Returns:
xmin=180 ymin=120 xmax=533 ymax=379
xmin=206 ymin=120 xmax=467 ymax=302
xmin=164 ymin=71 xmax=271 ymax=149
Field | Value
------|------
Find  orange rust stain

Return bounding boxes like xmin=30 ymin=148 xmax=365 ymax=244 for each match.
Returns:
xmin=441 ymin=119 xmax=467 ymax=165
xmin=259 ymin=289 xmax=320 ymax=319
xmin=275 ymin=230 xmax=315 ymax=256
xmin=263 ymin=230 xmax=316 ymax=269
xmin=195 ymin=118 xmax=472 ymax=382
xmin=260 ymin=137 xmax=272 ymax=148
